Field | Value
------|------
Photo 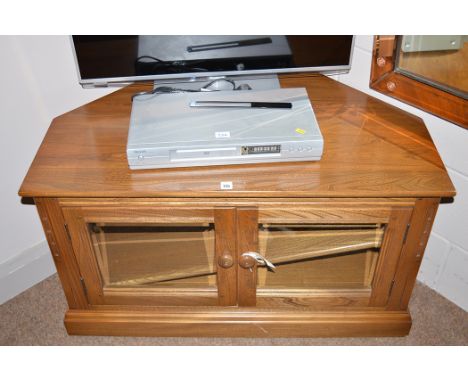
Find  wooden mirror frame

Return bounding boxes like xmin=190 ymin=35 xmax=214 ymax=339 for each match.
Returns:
xmin=370 ymin=35 xmax=467 ymax=129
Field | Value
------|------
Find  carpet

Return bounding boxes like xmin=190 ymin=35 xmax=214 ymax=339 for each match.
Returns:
xmin=1 ymin=274 xmax=466 ymax=345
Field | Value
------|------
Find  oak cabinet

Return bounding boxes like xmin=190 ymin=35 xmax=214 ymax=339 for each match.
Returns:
xmin=21 ymin=75 xmax=455 ymax=337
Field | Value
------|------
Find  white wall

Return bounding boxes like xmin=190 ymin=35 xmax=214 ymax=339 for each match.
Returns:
xmin=1 ymin=36 xmax=466 ymax=311
xmin=330 ymin=36 xmax=468 ymax=310
xmin=0 ymin=36 xmax=116 ymax=303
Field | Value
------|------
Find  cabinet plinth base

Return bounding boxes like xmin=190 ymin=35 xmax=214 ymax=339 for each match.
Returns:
xmin=64 ymin=309 xmax=412 ymax=338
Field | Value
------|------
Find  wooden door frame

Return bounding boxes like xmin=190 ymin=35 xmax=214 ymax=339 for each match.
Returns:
xmin=62 ymin=205 xmax=235 ymax=307
xmin=236 ymin=204 xmax=413 ymax=309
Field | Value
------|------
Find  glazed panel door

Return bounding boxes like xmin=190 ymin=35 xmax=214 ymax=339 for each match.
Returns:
xmin=236 ymin=204 xmax=413 ymax=308
xmin=63 ymin=206 xmax=237 ymax=307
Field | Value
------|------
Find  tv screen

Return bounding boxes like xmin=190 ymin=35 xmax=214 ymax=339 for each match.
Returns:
xmin=72 ymin=35 xmax=354 ymax=85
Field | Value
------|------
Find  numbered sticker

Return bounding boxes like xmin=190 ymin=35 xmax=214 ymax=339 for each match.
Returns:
xmin=220 ymin=181 xmax=233 ymax=190
xmin=215 ymin=131 xmax=230 ymax=138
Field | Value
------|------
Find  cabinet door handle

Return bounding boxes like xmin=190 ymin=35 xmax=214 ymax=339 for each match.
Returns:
xmin=239 ymin=251 xmax=276 ymax=272
xmin=218 ymin=252 xmax=234 ymax=269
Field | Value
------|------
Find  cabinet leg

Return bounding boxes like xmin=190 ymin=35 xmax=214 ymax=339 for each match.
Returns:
xmin=35 ymin=198 xmax=88 ymax=309
xmin=387 ymin=198 xmax=439 ymax=310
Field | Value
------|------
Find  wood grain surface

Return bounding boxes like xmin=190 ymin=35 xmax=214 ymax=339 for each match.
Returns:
xmin=214 ymin=208 xmax=238 ymax=306
xmin=237 ymin=207 xmax=258 ymax=307
xmin=65 ymin=308 xmax=412 ymax=337
xmin=19 ymin=74 xmax=455 ymax=198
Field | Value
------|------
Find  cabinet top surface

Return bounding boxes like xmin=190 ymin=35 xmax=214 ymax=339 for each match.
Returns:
xmin=19 ymin=75 xmax=455 ymax=198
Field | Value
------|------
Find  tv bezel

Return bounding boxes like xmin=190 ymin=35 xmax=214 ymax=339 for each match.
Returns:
xmin=70 ymin=36 xmax=355 ymax=87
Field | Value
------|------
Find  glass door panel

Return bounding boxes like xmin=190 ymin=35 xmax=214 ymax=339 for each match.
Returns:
xmin=88 ymin=222 xmax=217 ymax=290
xmin=256 ymin=224 xmax=385 ymax=291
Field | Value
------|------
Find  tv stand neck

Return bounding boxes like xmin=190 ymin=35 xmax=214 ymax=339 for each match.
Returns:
xmin=152 ymin=74 xmax=281 ymax=92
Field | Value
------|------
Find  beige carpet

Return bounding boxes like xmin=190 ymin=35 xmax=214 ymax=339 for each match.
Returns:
xmin=1 ymin=274 xmax=466 ymax=345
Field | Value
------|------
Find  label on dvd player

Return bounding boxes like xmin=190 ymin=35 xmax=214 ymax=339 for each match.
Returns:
xmin=215 ymin=131 xmax=230 ymax=138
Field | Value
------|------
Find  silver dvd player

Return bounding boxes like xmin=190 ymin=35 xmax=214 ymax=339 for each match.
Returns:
xmin=127 ymin=88 xmax=323 ymax=169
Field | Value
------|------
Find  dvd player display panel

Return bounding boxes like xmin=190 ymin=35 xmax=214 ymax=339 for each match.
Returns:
xmin=127 ymin=88 xmax=323 ymax=169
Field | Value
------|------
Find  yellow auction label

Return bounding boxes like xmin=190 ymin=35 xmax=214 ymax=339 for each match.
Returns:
xmin=295 ymin=128 xmax=306 ymax=135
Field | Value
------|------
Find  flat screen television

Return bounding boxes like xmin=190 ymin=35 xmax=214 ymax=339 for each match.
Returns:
xmin=71 ymin=35 xmax=354 ymax=86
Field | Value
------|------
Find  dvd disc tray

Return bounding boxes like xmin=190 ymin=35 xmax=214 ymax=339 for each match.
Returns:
xmin=127 ymin=87 xmax=323 ymax=169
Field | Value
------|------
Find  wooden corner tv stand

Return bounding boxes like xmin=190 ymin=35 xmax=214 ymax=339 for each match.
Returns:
xmin=19 ymin=74 xmax=455 ymax=337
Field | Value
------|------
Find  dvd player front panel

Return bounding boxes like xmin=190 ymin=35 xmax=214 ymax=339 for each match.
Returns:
xmin=127 ymin=139 xmax=323 ymax=169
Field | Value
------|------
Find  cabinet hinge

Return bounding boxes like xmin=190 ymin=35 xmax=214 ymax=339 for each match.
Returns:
xmin=388 ymin=279 xmax=395 ymax=296
xmin=402 ymin=223 xmax=411 ymax=244
xmin=64 ymin=223 xmax=72 ymax=241
xmin=80 ymin=277 xmax=88 ymax=298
